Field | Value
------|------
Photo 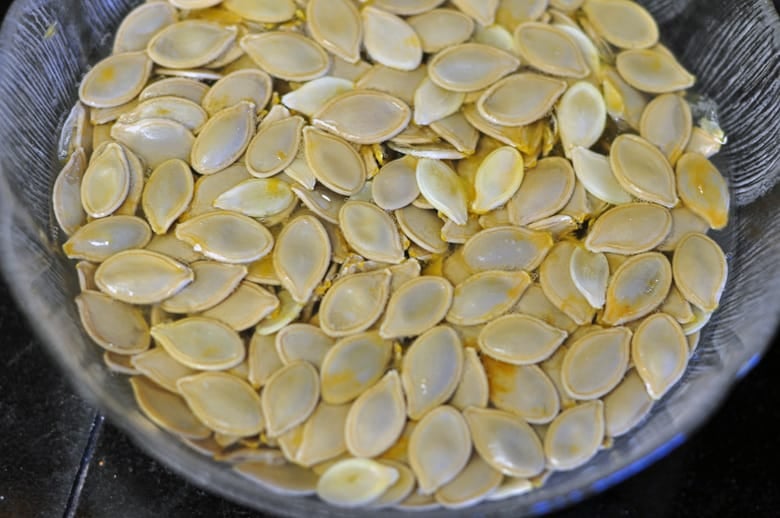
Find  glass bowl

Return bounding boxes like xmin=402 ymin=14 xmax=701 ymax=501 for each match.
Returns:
xmin=0 ymin=0 xmax=778 ymax=515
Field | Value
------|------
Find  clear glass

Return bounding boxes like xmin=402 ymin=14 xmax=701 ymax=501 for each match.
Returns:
xmin=0 ymin=0 xmax=778 ymax=515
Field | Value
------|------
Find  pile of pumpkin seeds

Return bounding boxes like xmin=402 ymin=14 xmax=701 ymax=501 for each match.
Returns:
xmin=52 ymin=0 xmax=730 ymax=510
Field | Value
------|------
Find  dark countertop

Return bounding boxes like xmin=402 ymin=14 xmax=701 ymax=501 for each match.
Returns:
xmin=1 ymin=1 xmax=779 ymax=517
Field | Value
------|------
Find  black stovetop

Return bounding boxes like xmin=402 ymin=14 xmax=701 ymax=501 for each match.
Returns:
xmin=2 ymin=1 xmax=780 ymax=516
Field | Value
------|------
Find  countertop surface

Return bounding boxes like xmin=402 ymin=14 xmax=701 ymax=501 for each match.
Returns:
xmin=1 ymin=1 xmax=780 ymax=517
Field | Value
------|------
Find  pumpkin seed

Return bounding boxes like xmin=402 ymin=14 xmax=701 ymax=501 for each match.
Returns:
xmin=76 ymin=290 xmax=150 ymax=354
xmin=602 ymin=252 xmax=672 ymax=326
xmin=246 ymin=116 xmax=303 ymax=178
xmin=296 ymin=402 xmax=349 ymax=467
xmin=142 ymin=159 xmax=194 ymax=234
xmin=319 ymin=269 xmax=392 ymax=337
xmin=314 ymin=90 xmax=411 ymax=145
xmin=435 ymin=453 xmax=502 ymax=509
xmin=585 ymin=203 xmax=672 ymax=254
xmin=463 ymin=226 xmax=553 ymax=273
xmin=514 ymin=22 xmax=589 ymax=78
xmin=130 ymin=376 xmax=211 ymax=439
xmin=111 ymin=118 xmax=195 ymax=169
xmin=561 ymin=327 xmax=631 ymax=399
xmin=317 ymin=458 xmax=399 ymax=508
xmin=241 ymin=32 xmax=329 ymax=82
xmin=149 ymin=21 xmax=237 ymax=69
xmin=478 ymin=73 xmax=567 ymax=127
xmin=675 ymin=153 xmax=730 ymax=230
xmin=409 ymin=406 xmax=472 ymax=494
xmin=202 ymin=69 xmax=273 ymax=116
xmin=672 ymin=233 xmax=728 ymax=312
xmin=362 ymin=7 xmax=423 ymax=72
xmin=447 ymin=270 xmax=531 ymax=326
xmin=632 ymin=313 xmax=688 ymax=399
xmin=151 ymin=316 xmax=244 ymax=370
xmin=200 ymin=281 xmax=279 ymax=331
xmin=345 ymin=370 xmax=406 ymax=458
xmin=539 ymin=241 xmax=597 ymax=325
xmin=408 ymin=9 xmax=474 ymax=54
xmin=428 ymin=43 xmax=520 ymax=92
xmin=610 ymin=134 xmax=678 ymax=207
xmin=274 ymin=215 xmax=331 ymax=304
xmin=320 ymin=332 xmax=392 ymax=404
xmin=583 ymin=0 xmax=659 ymax=49
xmin=380 ymin=276 xmax=454 ymax=339
xmin=63 ymin=216 xmax=151 ymax=262
xmin=79 ymin=52 xmax=152 ymax=108
xmin=178 ymin=372 xmax=265 ymax=437
xmin=339 ymin=201 xmax=405 ymax=264
xmin=175 ymin=211 xmax=274 ymax=264
xmin=485 ymin=356 xmax=561 ymax=425
xmin=544 ymin=400 xmax=604 ymax=470
xmin=234 ymin=461 xmax=318 ymax=496
xmin=557 ymin=81 xmax=607 ymax=157
xmin=616 ymin=47 xmax=695 ymax=94
xmin=479 ymin=314 xmax=567 ymax=365
xmin=306 ymin=0 xmax=362 ymax=63
xmin=463 ymin=407 xmax=545 ymax=478
xmin=303 ymin=127 xmax=366 ymax=196
xmin=262 ymin=361 xmax=320 ymax=437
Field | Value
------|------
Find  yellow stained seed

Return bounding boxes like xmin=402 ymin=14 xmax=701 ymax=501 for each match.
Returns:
xmin=79 ymin=51 xmax=153 ymax=108
xmin=80 ymin=143 xmax=130 ymax=218
xmin=320 ymin=332 xmax=392 ymax=404
xmin=603 ymin=252 xmax=672 ymax=326
xmin=483 ymin=356 xmax=561 ymax=424
xmin=676 ymin=153 xmax=730 ymax=230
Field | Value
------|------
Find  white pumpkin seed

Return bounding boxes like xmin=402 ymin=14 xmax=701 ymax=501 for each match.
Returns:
xmin=464 ymin=227 xmax=552 ymax=274
xmin=178 ymin=372 xmax=265 ymax=436
xmin=149 ymin=21 xmax=237 ymax=69
xmin=539 ymin=241 xmax=597 ymax=325
xmin=262 ymin=361 xmax=320 ymax=437
xmin=235 ymin=461 xmax=318 ymax=496
xmin=296 ymin=402 xmax=349 ymax=467
xmin=131 ymin=347 xmax=198 ymax=393
xmin=161 ymin=261 xmax=246 ymax=314
xmin=557 ymin=81 xmax=607 ymax=157
xmin=428 ymin=43 xmax=519 ymax=92
xmin=435 ymin=453 xmax=502 ymax=509
xmin=463 ymin=407 xmax=545 ymax=478
xmin=274 ymin=215 xmax=331 ymax=304
xmin=241 ymin=32 xmax=329 ymax=82
xmin=362 ymin=6 xmax=422 ymax=72
xmin=672 ymin=232 xmax=728 ymax=312
xmin=345 ymin=370 xmax=406 ymax=458
xmin=380 ymin=276 xmax=454 ymax=339
xmin=317 ymin=458 xmax=398 ymax=508
xmin=303 ymin=126 xmax=366 ymax=196
xmin=585 ymin=203 xmax=672 ymax=255
xmin=561 ymin=327 xmax=631 ymax=399
xmin=95 ymin=250 xmax=192 ymax=305
xmin=339 ymin=201 xmax=405 ymax=264
xmin=200 ymin=281 xmax=279 ymax=331
xmin=570 ymin=147 xmax=633 ymax=205
xmin=479 ymin=314 xmax=567 ymax=365
xmin=409 ymin=406 xmax=471 ymax=494
xmin=514 ymin=22 xmax=589 ymax=78
xmin=610 ymin=134 xmax=678 ymax=207
xmin=151 ymin=316 xmax=244 ymax=370
xmin=76 ymin=290 xmax=150 ymax=354
xmin=583 ymin=0 xmax=659 ymax=49
xmin=319 ymin=269 xmax=392 ymax=337
xmin=544 ymin=400 xmax=604 ymax=470
xmin=111 ymin=118 xmax=194 ymax=169
xmin=248 ymin=332 xmax=284 ymax=388
xmin=63 ymin=216 xmax=151 ymax=262
xmin=314 ymin=90 xmax=411 ymax=145
xmin=569 ymin=246 xmax=609 ymax=309
xmin=603 ymin=369 xmax=653 ymax=437
xmin=202 ymin=70 xmax=273 ymax=116
xmin=408 ymin=9 xmax=474 ymax=54
xmin=130 ymin=376 xmax=211 ymax=439
xmin=616 ymin=48 xmax=695 ymax=94
xmin=479 ymin=74 xmax=567 ymax=127
xmin=175 ymin=211 xmax=274 ymax=264
xmin=632 ymin=313 xmax=688 ymax=399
